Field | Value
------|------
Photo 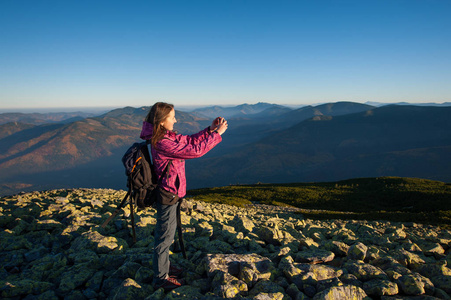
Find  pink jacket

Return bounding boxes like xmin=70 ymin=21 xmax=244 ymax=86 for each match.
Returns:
xmin=140 ymin=121 xmax=222 ymax=197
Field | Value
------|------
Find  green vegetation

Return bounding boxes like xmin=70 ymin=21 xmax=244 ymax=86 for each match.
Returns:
xmin=188 ymin=177 xmax=451 ymax=228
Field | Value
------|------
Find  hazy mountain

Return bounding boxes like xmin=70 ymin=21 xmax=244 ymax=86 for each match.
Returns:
xmin=216 ymin=102 xmax=375 ymax=154
xmin=1 ymin=102 xmax=450 ymax=196
xmin=0 ymin=106 xmax=213 ymax=195
xmin=191 ymin=102 xmax=289 ymax=119
xmin=0 ymin=122 xmax=35 ymax=139
xmin=187 ymin=105 xmax=451 ymax=188
xmin=277 ymin=102 xmax=374 ymax=126
xmin=364 ymin=101 xmax=451 ymax=107
xmin=0 ymin=111 xmax=98 ymax=125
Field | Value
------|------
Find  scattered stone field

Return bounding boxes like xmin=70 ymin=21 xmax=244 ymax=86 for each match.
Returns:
xmin=1 ymin=188 xmax=450 ymax=299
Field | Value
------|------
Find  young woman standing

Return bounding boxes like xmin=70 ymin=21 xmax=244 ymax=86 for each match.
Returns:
xmin=140 ymin=102 xmax=228 ymax=290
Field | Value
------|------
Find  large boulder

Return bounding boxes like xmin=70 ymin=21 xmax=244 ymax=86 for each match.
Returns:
xmin=312 ymin=285 xmax=370 ymax=300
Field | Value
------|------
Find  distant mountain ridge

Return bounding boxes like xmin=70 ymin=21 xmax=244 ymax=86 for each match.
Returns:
xmin=0 ymin=102 xmax=450 ymax=196
xmin=191 ymin=102 xmax=288 ymax=119
xmin=0 ymin=111 xmax=98 ymax=125
xmin=188 ymin=105 xmax=451 ymax=188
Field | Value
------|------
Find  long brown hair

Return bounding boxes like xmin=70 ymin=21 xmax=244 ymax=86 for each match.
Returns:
xmin=145 ymin=102 xmax=174 ymax=147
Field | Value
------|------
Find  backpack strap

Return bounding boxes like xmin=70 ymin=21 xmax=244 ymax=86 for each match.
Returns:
xmin=101 ymin=189 xmax=130 ymax=228
xmin=146 ymin=140 xmax=172 ymax=187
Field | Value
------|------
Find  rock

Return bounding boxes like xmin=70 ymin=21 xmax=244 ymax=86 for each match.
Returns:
xmin=421 ymin=242 xmax=446 ymax=257
xmin=163 ymin=286 xmax=204 ymax=299
xmin=99 ymin=253 xmax=127 ymax=270
xmin=112 ymin=278 xmax=152 ymax=300
xmin=24 ymin=246 xmax=49 ymax=262
xmin=295 ymin=248 xmax=335 ymax=264
xmin=255 ymin=224 xmax=287 ymax=245
xmin=396 ymin=273 xmax=435 ymax=295
xmin=135 ymin=266 xmax=154 ymax=284
xmin=0 ymin=280 xmax=54 ymax=298
xmin=30 ymin=289 xmax=59 ymax=300
xmin=286 ymin=283 xmax=308 ymax=300
xmin=344 ymin=260 xmax=388 ymax=281
xmin=146 ymin=288 xmax=165 ymax=300
xmin=71 ymin=230 xmax=129 ymax=254
xmin=0 ymin=234 xmax=33 ymax=251
xmin=324 ymin=240 xmax=349 ymax=256
xmin=192 ymin=238 xmax=234 ymax=254
xmin=297 ymin=263 xmax=343 ymax=281
xmin=202 ymin=253 xmax=276 ymax=282
xmin=63 ymin=290 xmax=86 ymax=300
xmin=58 ymin=263 xmax=96 ymax=293
xmin=392 ymin=248 xmax=426 ymax=268
xmin=340 ymin=273 xmax=362 ymax=287
xmin=299 ymin=237 xmax=320 ymax=248
xmin=312 ymin=285 xmax=370 ymax=300
xmin=348 ymin=242 xmax=368 ymax=261
xmin=253 ymin=292 xmax=286 ymax=300
xmin=248 ymin=280 xmax=285 ymax=297
xmin=195 ymin=221 xmax=214 ymax=237
xmin=85 ymin=270 xmax=104 ymax=292
xmin=111 ymin=261 xmax=142 ymax=279
xmin=83 ymin=287 xmax=98 ymax=298
xmin=35 ymin=219 xmax=64 ymax=231
xmin=211 ymin=271 xmax=248 ymax=298
xmin=363 ymin=279 xmax=399 ymax=296
xmin=3 ymin=188 xmax=451 ymax=300
xmin=233 ymin=215 xmax=255 ymax=233
xmin=191 ymin=278 xmax=211 ymax=294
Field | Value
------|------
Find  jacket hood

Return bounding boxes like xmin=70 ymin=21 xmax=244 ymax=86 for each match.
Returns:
xmin=140 ymin=121 xmax=154 ymax=140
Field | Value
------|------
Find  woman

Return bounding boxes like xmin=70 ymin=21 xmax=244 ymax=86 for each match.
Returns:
xmin=140 ymin=102 xmax=228 ymax=290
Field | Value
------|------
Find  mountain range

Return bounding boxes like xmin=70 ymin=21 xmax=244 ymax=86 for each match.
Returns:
xmin=0 ymin=102 xmax=450 ymax=196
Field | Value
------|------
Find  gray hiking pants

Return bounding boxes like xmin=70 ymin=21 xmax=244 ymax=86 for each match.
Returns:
xmin=153 ymin=200 xmax=178 ymax=282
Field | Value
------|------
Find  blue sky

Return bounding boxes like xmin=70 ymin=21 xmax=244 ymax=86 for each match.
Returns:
xmin=1 ymin=0 xmax=450 ymax=110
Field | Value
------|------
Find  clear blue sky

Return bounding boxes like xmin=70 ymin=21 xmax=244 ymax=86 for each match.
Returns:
xmin=1 ymin=0 xmax=450 ymax=110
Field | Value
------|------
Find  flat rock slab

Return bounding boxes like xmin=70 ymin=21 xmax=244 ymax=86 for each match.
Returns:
xmin=202 ymin=253 xmax=276 ymax=279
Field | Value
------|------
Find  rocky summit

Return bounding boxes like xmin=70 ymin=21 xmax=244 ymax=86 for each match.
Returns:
xmin=0 ymin=188 xmax=450 ymax=300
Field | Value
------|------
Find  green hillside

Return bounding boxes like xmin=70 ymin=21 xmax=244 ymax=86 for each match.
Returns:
xmin=188 ymin=177 xmax=451 ymax=228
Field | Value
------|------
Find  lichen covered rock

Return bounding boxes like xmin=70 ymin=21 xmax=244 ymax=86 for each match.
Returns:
xmin=1 ymin=188 xmax=450 ymax=300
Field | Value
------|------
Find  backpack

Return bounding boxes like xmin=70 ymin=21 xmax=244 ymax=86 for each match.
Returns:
xmin=101 ymin=141 xmax=170 ymax=240
xmin=100 ymin=141 xmax=187 ymax=258
xmin=123 ymin=141 xmax=169 ymax=209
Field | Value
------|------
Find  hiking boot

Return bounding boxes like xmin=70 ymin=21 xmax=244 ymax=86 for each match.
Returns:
xmin=155 ymin=276 xmax=183 ymax=291
xmin=169 ymin=264 xmax=183 ymax=277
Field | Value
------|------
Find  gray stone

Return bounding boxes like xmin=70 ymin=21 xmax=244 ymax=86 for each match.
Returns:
xmin=164 ymin=286 xmax=204 ymax=299
xmin=348 ymin=242 xmax=368 ymax=261
xmin=363 ymin=279 xmax=399 ymax=296
xmin=58 ymin=263 xmax=96 ymax=293
xmin=0 ymin=280 xmax=54 ymax=298
xmin=112 ymin=278 xmax=152 ymax=300
xmin=111 ymin=261 xmax=142 ymax=279
xmin=24 ymin=246 xmax=49 ymax=262
xmin=71 ymin=230 xmax=129 ymax=254
xmin=344 ymin=260 xmax=388 ymax=281
xmin=253 ymin=292 xmax=286 ymax=300
xmin=211 ymin=271 xmax=248 ymax=298
xmin=248 ymin=280 xmax=285 ymax=297
xmin=312 ymin=285 xmax=370 ymax=300
xmin=233 ymin=215 xmax=255 ymax=232
xmin=295 ymin=248 xmax=335 ymax=264
xmin=324 ymin=240 xmax=349 ymax=256
xmin=396 ymin=273 xmax=435 ymax=296
xmin=202 ymin=253 xmax=276 ymax=280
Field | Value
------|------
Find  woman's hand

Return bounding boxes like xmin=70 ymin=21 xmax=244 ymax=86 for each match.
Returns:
xmin=211 ymin=117 xmax=228 ymax=135
xmin=215 ymin=117 xmax=228 ymax=135
xmin=211 ymin=117 xmax=222 ymax=131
